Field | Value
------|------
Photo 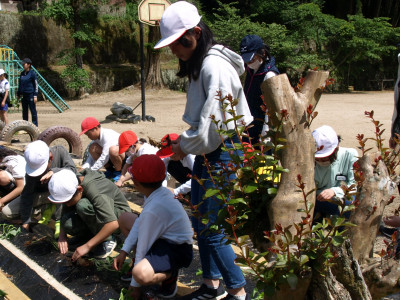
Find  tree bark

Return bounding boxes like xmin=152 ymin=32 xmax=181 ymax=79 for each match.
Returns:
xmin=260 ymin=71 xmax=329 ymax=230
xmin=331 ymin=240 xmax=372 ymax=300
xmin=347 ymin=152 xmax=397 ymax=263
xmin=362 ymin=258 xmax=400 ymax=299
xmin=145 ymin=26 xmax=164 ymax=88
xmin=307 ymin=268 xmax=351 ymax=300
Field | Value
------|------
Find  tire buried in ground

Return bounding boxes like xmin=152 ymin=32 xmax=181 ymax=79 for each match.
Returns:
xmin=0 ymin=120 xmax=5 ymax=132
xmin=38 ymin=126 xmax=83 ymax=158
xmin=0 ymin=120 xmax=40 ymax=143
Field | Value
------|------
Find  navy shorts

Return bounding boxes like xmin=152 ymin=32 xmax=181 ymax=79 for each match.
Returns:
xmin=0 ymin=103 xmax=8 ymax=111
xmin=145 ymin=239 xmax=193 ymax=273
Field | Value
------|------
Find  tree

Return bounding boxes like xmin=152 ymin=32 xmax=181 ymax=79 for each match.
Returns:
xmin=43 ymin=0 xmax=104 ymax=94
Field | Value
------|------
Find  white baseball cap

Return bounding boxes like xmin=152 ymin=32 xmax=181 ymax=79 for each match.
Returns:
xmin=154 ymin=1 xmax=201 ymax=49
xmin=25 ymin=140 xmax=50 ymax=176
xmin=0 ymin=69 xmax=5 ymax=76
xmin=48 ymin=169 xmax=78 ymax=203
xmin=312 ymin=125 xmax=339 ymax=158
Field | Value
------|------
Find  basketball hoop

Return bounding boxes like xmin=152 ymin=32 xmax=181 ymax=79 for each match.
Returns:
xmin=138 ymin=0 xmax=171 ymax=26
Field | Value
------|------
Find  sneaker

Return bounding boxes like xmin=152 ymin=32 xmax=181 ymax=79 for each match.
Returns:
xmin=91 ymin=237 xmax=117 ymax=259
xmin=157 ymin=270 xmax=178 ymax=298
xmin=179 ymin=283 xmax=227 ymax=300
xmin=220 ymin=293 xmax=250 ymax=300
xmin=121 ymin=264 xmax=134 ymax=282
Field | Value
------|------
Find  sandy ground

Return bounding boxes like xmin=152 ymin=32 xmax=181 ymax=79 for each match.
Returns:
xmin=7 ymin=87 xmax=395 ymax=152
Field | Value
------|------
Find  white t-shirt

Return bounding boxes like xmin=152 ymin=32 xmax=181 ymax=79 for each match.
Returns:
xmin=126 ymin=143 xmax=159 ymax=164
xmin=0 ymin=78 xmax=9 ymax=94
xmin=82 ymin=128 xmax=120 ymax=170
xmin=0 ymin=155 xmax=26 ymax=179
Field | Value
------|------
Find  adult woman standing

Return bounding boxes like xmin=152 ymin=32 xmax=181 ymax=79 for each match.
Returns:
xmin=154 ymin=2 xmax=252 ymax=299
xmin=17 ymin=58 xmax=38 ymax=126
xmin=0 ymin=69 xmax=10 ymax=125
xmin=240 ymin=35 xmax=279 ymax=146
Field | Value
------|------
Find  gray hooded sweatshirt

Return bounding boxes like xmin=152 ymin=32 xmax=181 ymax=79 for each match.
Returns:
xmin=180 ymin=44 xmax=253 ymax=155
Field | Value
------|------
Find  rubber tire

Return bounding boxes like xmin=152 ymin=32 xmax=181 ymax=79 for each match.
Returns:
xmin=38 ymin=126 xmax=83 ymax=158
xmin=0 ymin=120 xmax=40 ymax=143
xmin=0 ymin=121 xmax=5 ymax=133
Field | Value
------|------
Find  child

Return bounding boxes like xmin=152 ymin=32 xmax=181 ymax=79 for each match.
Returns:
xmin=115 ymin=130 xmax=159 ymax=187
xmin=19 ymin=140 xmax=77 ymax=238
xmin=113 ymin=155 xmax=193 ymax=299
xmin=0 ymin=69 xmax=10 ymax=125
xmin=80 ymin=117 xmax=124 ymax=174
xmin=154 ymin=2 xmax=252 ymax=299
xmin=0 ymin=147 xmax=26 ymax=219
xmin=48 ymin=168 xmax=131 ymax=260
xmin=156 ymin=133 xmax=194 ymax=196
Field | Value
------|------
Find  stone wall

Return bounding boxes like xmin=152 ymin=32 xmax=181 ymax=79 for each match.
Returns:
xmin=0 ymin=11 xmax=139 ymax=66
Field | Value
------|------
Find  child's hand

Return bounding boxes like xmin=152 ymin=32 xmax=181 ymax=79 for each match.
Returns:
xmin=113 ymin=251 xmax=127 ymax=271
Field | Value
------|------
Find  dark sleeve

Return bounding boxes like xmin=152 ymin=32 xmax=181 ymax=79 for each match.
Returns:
xmin=19 ymin=174 xmax=39 ymax=224
xmin=17 ymin=73 xmax=22 ymax=97
xmin=32 ymin=71 xmax=38 ymax=97
xmin=50 ymin=146 xmax=77 ymax=174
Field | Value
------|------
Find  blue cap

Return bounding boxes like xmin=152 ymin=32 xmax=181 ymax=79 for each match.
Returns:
xmin=240 ymin=35 xmax=264 ymax=63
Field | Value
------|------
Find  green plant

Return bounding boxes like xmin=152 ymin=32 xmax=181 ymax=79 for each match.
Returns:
xmin=0 ymin=289 xmax=7 ymax=299
xmin=89 ymin=256 xmax=115 ymax=272
xmin=191 ymin=92 xmax=355 ymax=296
xmin=0 ymin=223 xmax=21 ymax=240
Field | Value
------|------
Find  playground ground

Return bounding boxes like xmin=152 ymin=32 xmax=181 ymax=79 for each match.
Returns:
xmin=2 ymin=87 xmax=400 ymax=298
xmin=7 ymin=87 xmax=395 ymax=152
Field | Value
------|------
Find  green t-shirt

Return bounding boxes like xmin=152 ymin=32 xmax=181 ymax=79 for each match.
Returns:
xmin=80 ymin=169 xmax=131 ymax=224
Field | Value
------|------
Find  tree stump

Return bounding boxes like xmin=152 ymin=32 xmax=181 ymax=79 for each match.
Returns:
xmin=261 ymin=71 xmax=329 ymax=230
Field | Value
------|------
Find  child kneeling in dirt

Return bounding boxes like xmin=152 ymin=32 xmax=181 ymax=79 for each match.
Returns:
xmin=113 ymin=155 xmax=193 ymax=299
xmin=48 ymin=168 xmax=131 ymax=260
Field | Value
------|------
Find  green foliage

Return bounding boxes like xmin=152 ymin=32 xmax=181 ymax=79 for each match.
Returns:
xmin=194 ymin=93 xmax=355 ymax=295
xmin=209 ymin=1 xmax=400 ymax=90
xmin=60 ymin=64 xmax=92 ymax=91
xmin=118 ymin=288 xmax=134 ymax=300
xmin=0 ymin=289 xmax=7 ymax=298
xmin=0 ymin=223 xmax=21 ymax=240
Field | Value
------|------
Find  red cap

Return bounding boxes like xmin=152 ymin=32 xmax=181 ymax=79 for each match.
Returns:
xmin=80 ymin=117 xmax=100 ymax=135
xmin=156 ymin=133 xmax=179 ymax=158
xmin=119 ymin=131 xmax=138 ymax=154
xmin=128 ymin=155 xmax=166 ymax=183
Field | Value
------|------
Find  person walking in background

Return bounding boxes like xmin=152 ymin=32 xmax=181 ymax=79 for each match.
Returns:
xmin=17 ymin=58 xmax=38 ymax=126
xmin=0 ymin=69 xmax=10 ymax=125
xmin=154 ymin=2 xmax=252 ymax=299
xmin=240 ymin=35 xmax=279 ymax=146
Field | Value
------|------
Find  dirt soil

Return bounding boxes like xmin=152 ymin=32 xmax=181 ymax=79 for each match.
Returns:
xmin=4 ymin=87 xmax=400 ymax=298
xmin=8 ymin=87 xmax=395 ymax=152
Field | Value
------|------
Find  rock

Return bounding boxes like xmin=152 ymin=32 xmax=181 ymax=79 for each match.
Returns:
xmin=80 ymin=93 xmax=90 ymax=99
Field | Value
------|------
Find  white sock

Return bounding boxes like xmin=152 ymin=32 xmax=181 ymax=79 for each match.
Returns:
xmin=231 ymin=294 xmax=246 ymax=300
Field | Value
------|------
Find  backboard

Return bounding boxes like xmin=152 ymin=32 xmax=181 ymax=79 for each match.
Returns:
xmin=138 ymin=0 xmax=171 ymax=26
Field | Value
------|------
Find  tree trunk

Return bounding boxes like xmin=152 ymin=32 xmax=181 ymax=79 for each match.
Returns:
xmin=362 ymin=257 xmax=400 ymax=299
xmin=71 ymin=0 xmax=83 ymax=69
xmin=145 ymin=26 xmax=164 ymax=88
xmin=331 ymin=240 xmax=372 ymax=300
xmin=347 ymin=153 xmax=397 ymax=263
xmin=307 ymin=268 xmax=351 ymax=300
xmin=260 ymin=71 xmax=329 ymax=230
